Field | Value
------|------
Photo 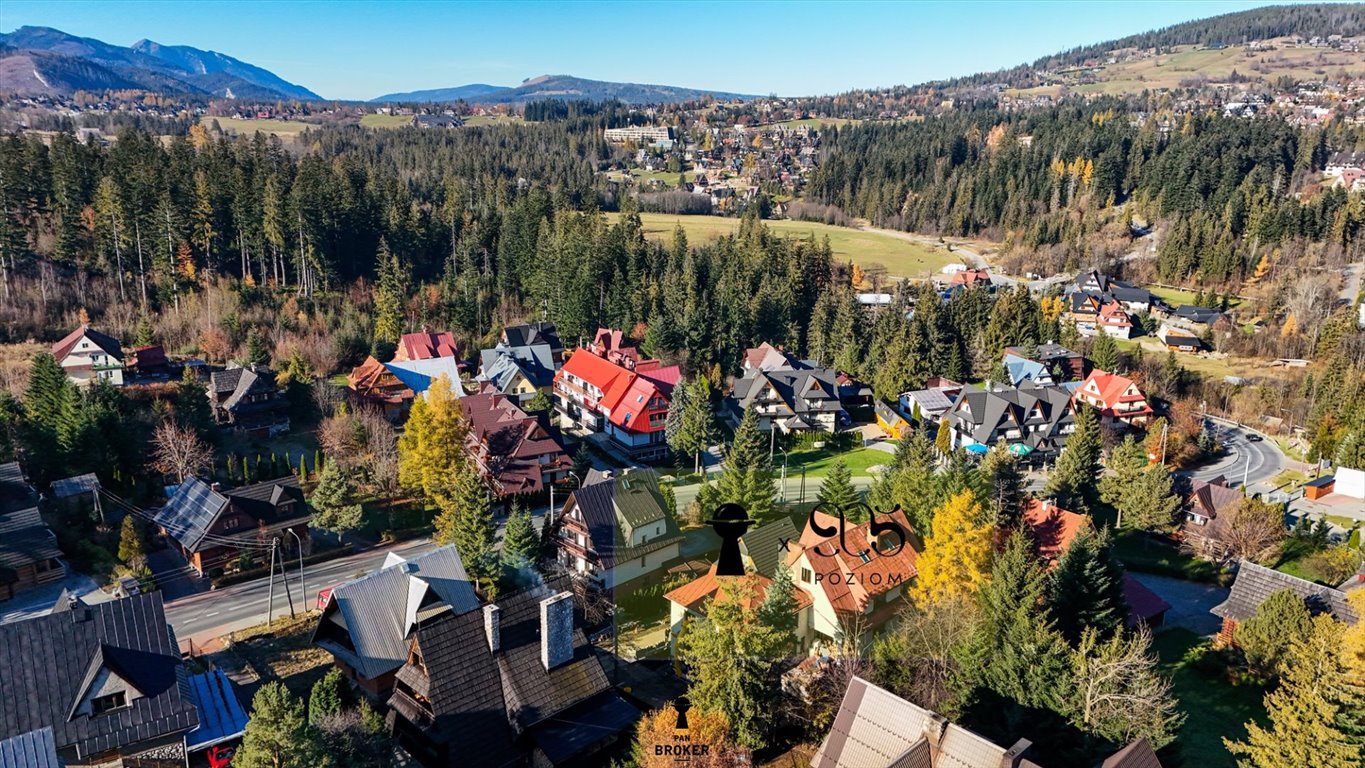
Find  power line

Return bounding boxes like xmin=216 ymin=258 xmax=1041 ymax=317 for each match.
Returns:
xmin=99 ymin=489 xmax=277 ymax=551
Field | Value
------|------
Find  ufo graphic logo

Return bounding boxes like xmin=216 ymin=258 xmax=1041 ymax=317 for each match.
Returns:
xmin=672 ymin=696 xmax=691 ymax=730
xmin=706 ymin=502 xmax=757 ymax=576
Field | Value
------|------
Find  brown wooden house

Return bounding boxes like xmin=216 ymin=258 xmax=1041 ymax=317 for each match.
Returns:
xmin=152 ymin=476 xmax=310 ymax=576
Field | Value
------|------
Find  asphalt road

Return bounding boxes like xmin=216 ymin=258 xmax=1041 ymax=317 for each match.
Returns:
xmin=1178 ymin=418 xmax=1286 ymax=491
xmin=166 ymin=537 xmax=437 ymax=648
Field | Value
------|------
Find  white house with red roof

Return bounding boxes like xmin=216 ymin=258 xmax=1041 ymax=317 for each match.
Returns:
xmin=1073 ymin=369 xmax=1153 ymax=427
xmin=786 ymin=509 xmax=920 ymax=653
xmin=552 ymin=332 xmax=678 ymax=462
xmin=51 ymin=324 xmax=124 ymax=387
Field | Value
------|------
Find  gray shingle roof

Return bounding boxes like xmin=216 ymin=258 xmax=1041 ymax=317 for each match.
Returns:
xmin=741 ymin=517 xmax=799 ymax=577
xmin=312 ymin=545 xmax=480 ymax=681
xmin=153 ymin=476 xmax=307 ymax=554
xmin=1102 ymin=738 xmax=1165 ymax=768
xmin=946 ymin=383 xmax=1075 ymax=455
xmin=813 ymin=677 xmax=1018 ymax=768
xmin=568 ymin=470 xmax=680 ymax=570
xmin=478 ymin=343 xmax=556 ymax=391
xmin=0 ymin=593 xmax=198 ymax=759
xmin=1212 ymin=560 xmax=1359 ymax=625
xmin=50 ymin=473 xmax=99 ymax=500
xmin=0 ymin=727 xmax=61 ymax=768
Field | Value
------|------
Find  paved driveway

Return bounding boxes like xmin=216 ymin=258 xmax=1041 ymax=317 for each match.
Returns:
xmin=1129 ymin=572 xmax=1228 ymax=636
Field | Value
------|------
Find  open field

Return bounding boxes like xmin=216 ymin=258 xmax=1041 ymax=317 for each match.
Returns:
xmin=1010 ymin=41 xmax=1365 ymax=98
xmin=606 ymin=169 xmax=701 ymax=188
xmin=358 ymin=113 xmax=412 ymax=129
xmin=1147 ymin=285 xmax=1242 ymax=310
xmin=463 ymin=114 xmax=521 ymax=127
xmin=1113 ymin=337 xmax=1285 ymax=383
xmin=609 ymin=212 xmax=958 ymax=278
xmin=769 ymin=117 xmax=861 ymax=130
xmin=203 ymin=116 xmax=315 ymax=137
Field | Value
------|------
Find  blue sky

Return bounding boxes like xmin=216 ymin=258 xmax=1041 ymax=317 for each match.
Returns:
xmin=3 ymin=1 xmax=1280 ymax=101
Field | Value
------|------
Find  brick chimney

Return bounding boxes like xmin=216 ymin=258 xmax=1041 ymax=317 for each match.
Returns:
xmin=922 ymin=713 xmax=948 ymax=750
xmin=484 ymin=604 xmax=501 ymax=653
xmin=539 ymin=591 xmax=575 ymax=670
xmin=1001 ymin=739 xmax=1033 ymax=768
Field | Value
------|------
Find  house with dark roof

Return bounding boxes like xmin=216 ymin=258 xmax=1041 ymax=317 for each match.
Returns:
xmin=1074 ymin=370 xmax=1153 ymax=428
xmin=52 ymin=325 xmax=124 ymax=387
xmin=812 ymin=676 xmax=1041 ymax=768
xmin=460 ymin=392 xmax=569 ymax=499
xmin=739 ymin=516 xmax=801 ymax=578
xmin=1171 ymin=305 xmax=1224 ymax=329
xmin=0 ymin=727 xmax=62 ymax=768
xmin=476 ymin=342 xmax=557 ymax=403
xmin=1005 ymin=343 xmax=1086 ymax=382
xmin=942 ymin=382 xmax=1077 ymax=465
xmin=207 ymin=364 xmax=290 ymax=436
xmin=553 ymin=340 xmax=677 ymax=462
xmin=501 ymin=322 xmax=564 ymax=363
xmin=388 ymin=578 xmax=639 ymax=768
xmin=313 ymin=545 xmax=480 ymax=698
xmin=0 ymin=593 xmax=200 ymax=767
xmin=554 ymin=469 xmax=683 ymax=588
xmin=729 ymin=347 xmax=847 ymax=435
xmin=1180 ymin=477 xmax=1249 ymax=561
xmin=153 ymin=476 xmax=310 ymax=577
xmin=0 ymin=462 xmax=65 ymax=600
xmin=1212 ymin=560 xmax=1359 ymax=644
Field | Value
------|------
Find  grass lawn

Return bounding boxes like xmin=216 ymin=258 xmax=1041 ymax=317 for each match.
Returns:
xmin=222 ymin=613 xmax=334 ymax=699
xmin=1113 ymin=530 xmax=1221 ymax=582
xmin=358 ymin=113 xmax=412 ymax=129
xmin=608 ymin=212 xmax=958 ymax=278
xmin=463 ymin=114 xmax=521 ymax=127
xmin=769 ymin=117 xmax=861 ymax=130
xmin=1153 ymin=628 xmax=1265 ymax=768
xmin=204 ymin=116 xmax=314 ymax=137
xmin=1147 ymin=285 xmax=1242 ymax=310
xmin=784 ymin=445 xmax=891 ymax=479
xmin=607 ymin=169 xmax=701 ymax=188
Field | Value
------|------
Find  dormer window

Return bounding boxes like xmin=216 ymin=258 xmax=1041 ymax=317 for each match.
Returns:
xmin=91 ymin=691 xmax=128 ymax=716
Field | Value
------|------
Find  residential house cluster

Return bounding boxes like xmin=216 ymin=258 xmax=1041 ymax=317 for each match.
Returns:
xmin=208 ymin=363 xmax=291 ymax=436
xmin=459 ymin=391 xmax=570 ymax=499
xmin=942 ymin=380 xmax=1078 ymax=465
xmin=554 ymin=468 xmax=683 ymax=589
xmin=153 ymin=475 xmax=311 ymax=577
xmin=728 ymin=342 xmax=853 ymax=434
xmin=0 ymin=461 xmax=64 ymax=600
xmin=553 ymin=328 xmax=678 ymax=462
xmin=348 ymin=330 xmax=464 ymax=419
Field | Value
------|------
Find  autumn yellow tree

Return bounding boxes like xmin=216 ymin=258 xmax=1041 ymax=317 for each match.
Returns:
xmin=397 ymin=375 xmax=469 ymax=505
xmin=851 ymin=263 xmax=866 ymax=289
xmin=631 ymin=703 xmax=749 ymax=768
xmin=909 ymin=489 xmax=993 ymax=606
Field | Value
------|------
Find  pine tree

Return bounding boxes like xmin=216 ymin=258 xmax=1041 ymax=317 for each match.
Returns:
xmin=1123 ymin=463 xmax=1182 ymax=534
xmin=1227 ymin=615 xmax=1362 ymax=768
xmin=23 ymin=352 xmax=81 ymax=481
xmin=1045 ymin=405 xmax=1101 ymax=514
xmin=502 ymin=503 xmax=540 ymax=571
xmin=434 ymin=463 xmax=498 ymax=594
xmin=118 ymin=515 xmax=145 ymax=568
xmin=934 ymin=417 xmax=952 ymax=456
xmin=714 ymin=404 xmax=775 ymax=520
xmin=1090 ymin=331 xmax=1120 ymax=372
xmin=245 ymin=330 xmax=270 ymax=367
xmin=666 ymin=376 xmax=715 ymax=475
xmin=910 ymin=489 xmax=993 ymax=607
xmin=235 ymin=683 xmax=325 ymax=768
xmin=373 ymin=238 xmax=404 ymax=345
xmin=816 ymin=459 xmax=861 ymax=518
xmin=1046 ymin=526 xmax=1127 ymax=644
xmin=979 ymin=440 xmax=1026 ymax=528
xmin=310 ymin=459 xmax=364 ymax=536
xmin=308 ymin=668 xmax=347 ymax=725
xmin=1235 ymin=588 xmax=1313 ymax=677
xmin=869 ymin=429 xmax=938 ymax=533
xmin=757 ymin=559 xmax=799 ymax=645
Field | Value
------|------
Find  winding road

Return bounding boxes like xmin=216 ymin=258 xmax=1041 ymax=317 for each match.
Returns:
xmin=1178 ymin=417 xmax=1290 ymax=491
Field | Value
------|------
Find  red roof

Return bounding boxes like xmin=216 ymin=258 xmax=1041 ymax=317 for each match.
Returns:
xmin=664 ymin=563 xmax=812 ymax=613
xmin=1098 ymin=301 xmax=1132 ymax=327
xmin=1076 ymin=370 xmax=1152 ymax=419
xmin=396 ymin=331 xmax=459 ymax=361
xmin=556 ymin=350 xmax=675 ymax=434
xmin=949 ymin=268 xmax=991 ymax=288
xmin=787 ymin=508 xmax=920 ymax=615
xmin=51 ymin=324 xmax=123 ymax=363
xmin=1123 ymin=572 xmax=1171 ymax=626
xmin=1021 ymin=498 xmax=1090 ymax=563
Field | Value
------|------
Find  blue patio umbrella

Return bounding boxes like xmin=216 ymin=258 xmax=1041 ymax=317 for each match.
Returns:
xmin=964 ymin=443 xmax=989 ymax=455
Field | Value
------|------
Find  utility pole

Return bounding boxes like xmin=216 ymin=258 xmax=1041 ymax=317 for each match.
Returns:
xmin=288 ymin=528 xmax=306 ymax=612
xmin=265 ymin=540 xmax=277 ymax=628
xmin=277 ymin=538 xmax=296 ymax=619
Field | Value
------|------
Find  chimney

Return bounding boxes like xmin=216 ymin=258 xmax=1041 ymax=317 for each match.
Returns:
xmin=922 ymin=713 xmax=948 ymax=750
xmin=484 ymin=604 xmax=501 ymax=653
xmin=1001 ymin=739 xmax=1032 ymax=768
xmin=539 ymin=591 xmax=574 ymax=671
xmin=209 ymin=482 xmax=222 ymax=492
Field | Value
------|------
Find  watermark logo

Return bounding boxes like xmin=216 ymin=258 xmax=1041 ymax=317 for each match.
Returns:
xmin=657 ymin=696 xmax=711 ymax=762
xmin=807 ymin=502 xmax=907 ymax=559
xmin=705 ymin=502 xmax=757 ymax=576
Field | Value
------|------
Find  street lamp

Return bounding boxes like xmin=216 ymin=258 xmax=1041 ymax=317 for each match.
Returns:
xmin=778 ymin=447 xmax=789 ymax=505
xmin=287 ymin=528 xmax=306 ymax=612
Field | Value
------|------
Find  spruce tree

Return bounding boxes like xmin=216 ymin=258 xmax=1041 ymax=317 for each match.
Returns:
xmin=373 ymin=238 xmax=404 ymax=345
xmin=757 ymin=559 xmax=799 ymax=643
xmin=308 ymin=668 xmax=347 ymax=725
xmin=1228 ymin=616 xmax=1362 ymax=768
xmin=235 ymin=683 xmax=325 ymax=768
xmin=1045 ymin=405 xmax=1101 ymax=514
xmin=980 ymin=440 xmax=1026 ymax=528
xmin=1090 ymin=331 xmax=1120 ymax=372
xmin=310 ymin=459 xmax=364 ymax=536
xmin=1235 ymin=588 xmax=1312 ymax=678
xmin=869 ymin=429 xmax=938 ymax=533
xmin=715 ymin=404 xmax=775 ymax=520
xmin=1124 ymin=463 xmax=1182 ymax=534
xmin=1046 ymin=526 xmax=1127 ymax=644
xmin=816 ymin=459 xmax=861 ymax=519
xmin=118 ymin=515 xmax=145 ymax=568
xmin=502 ymin=503 xmax=540 ymax=570
xmin=434 ymin=464 xmax=498 ymax=594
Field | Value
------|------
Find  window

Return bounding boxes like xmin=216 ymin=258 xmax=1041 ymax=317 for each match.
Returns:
xmin=801 ymin=567 xmax=812 ymax=584
xmin=223 ymin=517 xmax=239 ymax=531
xmin=91 ymin=691 xmax=128 ymax=715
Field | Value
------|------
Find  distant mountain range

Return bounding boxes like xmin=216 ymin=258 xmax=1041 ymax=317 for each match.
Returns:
xmin=370 ymin=74 xmax=757 ymax=105
xmin=0 ymin=26 xmax=320 ymax=100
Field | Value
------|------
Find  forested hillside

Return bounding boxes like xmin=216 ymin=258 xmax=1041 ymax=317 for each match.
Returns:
xmin=809 ymin=102 xmax=1365 ymax=283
